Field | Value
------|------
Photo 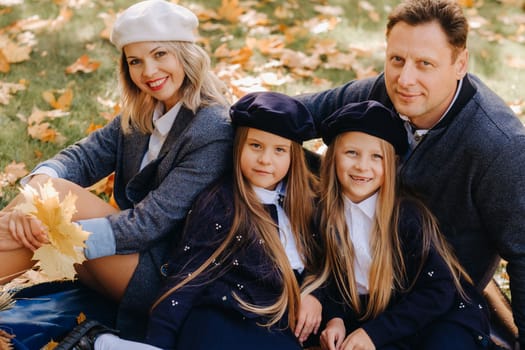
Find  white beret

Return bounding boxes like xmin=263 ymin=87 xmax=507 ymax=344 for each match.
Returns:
xmin=110 ymin=0 xmax=199 ymax=50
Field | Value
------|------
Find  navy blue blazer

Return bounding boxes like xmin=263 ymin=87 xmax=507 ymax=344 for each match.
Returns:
xmin=146 ymin=179 xmax=318 ymax=349
xmin=322 ymin=199 xmax=491 ymax=348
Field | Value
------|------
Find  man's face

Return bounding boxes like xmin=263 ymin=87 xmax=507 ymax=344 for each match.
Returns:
xmin=384 ymin=21 xmax=468 ymax=129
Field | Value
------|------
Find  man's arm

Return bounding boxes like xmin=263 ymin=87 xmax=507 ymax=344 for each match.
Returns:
xmin=476 ymin=134 xmax=525 ymax=347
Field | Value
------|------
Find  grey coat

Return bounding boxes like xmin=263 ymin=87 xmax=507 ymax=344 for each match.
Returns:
xmin=34 ymin=104 xmax=233 ymax=338
xmin=296 ymin=73 xmax=525 ymax=347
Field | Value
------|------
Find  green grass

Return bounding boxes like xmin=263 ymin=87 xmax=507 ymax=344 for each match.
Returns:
xmin=0 ymin=0 xmax=524 ymax=209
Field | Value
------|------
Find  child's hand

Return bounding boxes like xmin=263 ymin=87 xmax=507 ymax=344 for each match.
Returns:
xmin=340 ymin=328 xmax=375 ymax=350
xmin=320 ymin=317 xmax=345 ymax=350
xmin=1 ymin=211 xmax=48 ymax=251
xmin=294 ymin=293 xmax=322 ymax=343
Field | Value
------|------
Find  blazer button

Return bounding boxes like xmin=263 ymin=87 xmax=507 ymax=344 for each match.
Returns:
xmin=160 ymin=263 xmax=169 ymax=277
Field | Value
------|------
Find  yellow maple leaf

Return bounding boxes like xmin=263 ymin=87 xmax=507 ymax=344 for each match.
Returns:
xmin=15 ymin=180 xmax=90 ymax=280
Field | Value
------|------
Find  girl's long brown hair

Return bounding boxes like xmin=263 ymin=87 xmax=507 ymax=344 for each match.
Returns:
xmin=153 ymin=127 xmax=318 ymax=329
xmin=303 ymin=134 xmax=471 ymax=320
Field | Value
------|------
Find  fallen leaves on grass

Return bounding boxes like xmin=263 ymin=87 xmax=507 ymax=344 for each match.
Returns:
xmin=23 ymin=107 xmax=69 ymax=144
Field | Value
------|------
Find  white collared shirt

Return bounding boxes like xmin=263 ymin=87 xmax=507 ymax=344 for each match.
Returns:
xmin=253 ymin=183 xmax=305 ymax=273
xmin=140 ymin=101 xmax=182 ymax=169
xmin=343 ymin=192 xmax=378 ymax=294
xmin=400 ymin=79 xmax=463 ymax=150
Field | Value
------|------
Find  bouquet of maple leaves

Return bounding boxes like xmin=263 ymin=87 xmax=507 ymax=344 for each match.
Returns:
xmin=15 ymin=180 xmax=90 ymax=280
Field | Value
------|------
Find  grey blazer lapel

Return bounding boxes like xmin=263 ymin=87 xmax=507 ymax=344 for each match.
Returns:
xmin=123 ymin=130 xmax=149 ymax=180
xmin=126 ymin=107 xmax=195 ymax=204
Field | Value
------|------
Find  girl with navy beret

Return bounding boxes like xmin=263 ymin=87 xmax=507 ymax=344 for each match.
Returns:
xmin=59 ymin=91 xmax=323 ymax=349
xmin=305 ymin=100 xmax=492 ymax=349
xmin=144 ymin=91 xmax=322 ymax=349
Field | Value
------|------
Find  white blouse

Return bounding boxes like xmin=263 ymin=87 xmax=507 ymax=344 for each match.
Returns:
xmin=253 ymin=183 xmax=304 ymax=273
xmin=343 ymin=192 xmax=378 ymax=294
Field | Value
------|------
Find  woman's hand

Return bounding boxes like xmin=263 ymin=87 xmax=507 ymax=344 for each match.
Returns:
xmin=295 ymin=293 xmax=322 ymax=343
xmin=340 ymin=328 xmax=375 ymax=350
xmin=0 ymin=210 xmax=48 ymax=251
xmin=320 ymin=318 xmax=346 ymax=350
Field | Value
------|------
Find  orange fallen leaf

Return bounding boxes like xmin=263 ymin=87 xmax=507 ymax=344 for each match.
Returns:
xmin=0 ymin=50 xmax=9 ymax=73
xmin=0 ymin=80 xmax=26 ymax=105
xmin=26 ymin=107 xmax=68 ymax=144
xmin=34 ymin=149 xmax=43 ymax=159
xmin=214 ymin=43 xmax=253 ymax=66
xmin=4 ymin=161 xmax=28 ymax=185
xmin=42 ymin=88 xmax=73 ymax=110
xmin=65 ymin=54 xmax=101 ymax=74
xmin=458 ymin=0 xmax=475 ymax=7
xmin=41 ymin=340 xmax=59 ymax=350
xmin=28 ymin=122 xmax=60 ymax=143
xmin=77 ymin=312 xmax=87 ymax=324
xmin=217 ymin=0 xmax=244 ymax=23
xmin=86 ymin=122 xmax=104 ymax=134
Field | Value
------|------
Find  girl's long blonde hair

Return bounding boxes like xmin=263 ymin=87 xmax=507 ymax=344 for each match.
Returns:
xmin=118 ymin=41 xmax=229 ymax=134
xmin=303 ymin=134 xmax=471 ymax=320
xmin=153 ymin=127 xmax=318 ymax=329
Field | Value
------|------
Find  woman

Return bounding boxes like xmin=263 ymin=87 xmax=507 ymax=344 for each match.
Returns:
xmin=0 ymin=0 xmax=232 ymax=339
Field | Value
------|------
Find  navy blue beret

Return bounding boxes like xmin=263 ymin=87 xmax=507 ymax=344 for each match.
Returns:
xmin=230 ymin=92 xmax=316 ymax=143
xmin=320 ymin=100 xmax=408 ymax=155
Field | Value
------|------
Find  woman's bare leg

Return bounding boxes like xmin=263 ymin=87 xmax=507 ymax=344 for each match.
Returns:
xmin=0 ymin=248 xmax=34 ymax=284
xmin=76 ymin=253 xmax=139 ymax=301
xmin=0 ymin=176 xmax=120 ymax=284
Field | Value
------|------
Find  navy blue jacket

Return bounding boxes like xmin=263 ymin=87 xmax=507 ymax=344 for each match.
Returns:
xmin=322 ymin=199 xmax=491 ymax=348
xmin=146 ymin=179 xmax=319 ymax=349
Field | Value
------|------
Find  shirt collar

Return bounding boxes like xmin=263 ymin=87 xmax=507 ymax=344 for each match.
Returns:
xmin=253 ymin=182 xmax=285 ymax=205
xmin=399 ymin=78 xmax=463 ymax=133
xmin=152 ymin=101 xmax=182 ymax=136
xmin=343 ymin=192 xmax=377 ymax=221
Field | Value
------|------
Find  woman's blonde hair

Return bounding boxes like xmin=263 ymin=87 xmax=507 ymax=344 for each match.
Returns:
xmin=304 ymin=134 xmax=471 ymax=320
xmin=153 ymin=126 xmax=318 ymax=329
xmin=118 ymin=41 xmax=229 ymax=133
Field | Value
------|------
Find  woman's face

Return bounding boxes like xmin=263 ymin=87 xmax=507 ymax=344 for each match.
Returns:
xmin=124 ymin=42 xmax=185 ymax=110
xmin=334 ymin=131 xmax=385 ymax=203
xmin=240 ymin=128 xmax=292 ymax=190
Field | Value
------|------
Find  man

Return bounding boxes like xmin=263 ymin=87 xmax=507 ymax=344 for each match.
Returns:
xmin=296 ymin=0 xmax=525 ymax=348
